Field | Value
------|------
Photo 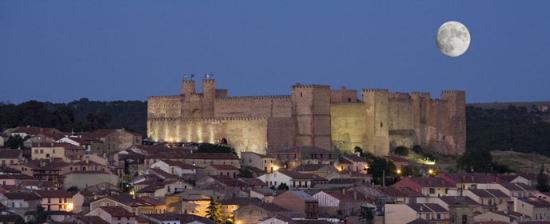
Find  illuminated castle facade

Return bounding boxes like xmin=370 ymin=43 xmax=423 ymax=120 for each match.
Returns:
xmin=147 ymin=75 xmax=465 ymax=156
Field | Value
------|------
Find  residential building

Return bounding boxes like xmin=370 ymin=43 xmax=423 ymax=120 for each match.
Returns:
xmin=35 ymin=190 xmax=74 ymax=212
xmin=385 ymin=203 xmax=449 ymax=224
xmin=86 ymin=206 xmax=137 ymax=224
xmin=393 ymin=176 xmax=457 ymax=197
xmin=0 ymin=149 xmax=23 ymax=166
xmin=272 ymin=190 xmax=318 ymax=219
xmin=241 ymin=152 xmax=280 ymax=173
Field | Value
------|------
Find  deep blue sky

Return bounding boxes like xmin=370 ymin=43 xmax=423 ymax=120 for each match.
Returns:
xmin=1 ymin=1 xmax=549 ymax=103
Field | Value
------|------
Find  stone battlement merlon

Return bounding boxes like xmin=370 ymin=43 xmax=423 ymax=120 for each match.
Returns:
xmin=292 ymin=83 xmax=331 ymax=89
xmin=148 ymin=95 xmax=182 ymax=100
xmin=217 ymin=95 xmax=291 ymax=101
xmin=362 ymin=88 xmax=389 ymax=93
xmin=150 ymin=116 xmax=269 ymax=122
xmin=411 ymin=91 xmax=431 ymax=96
xmin=389 ymin=92 xmax=412 ymax=100
xmin=441 ymin=90 xmax=466 ymax=95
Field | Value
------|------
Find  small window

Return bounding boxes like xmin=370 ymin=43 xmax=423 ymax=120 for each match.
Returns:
xmin=380 ymin=122 xmax=383 ymax=127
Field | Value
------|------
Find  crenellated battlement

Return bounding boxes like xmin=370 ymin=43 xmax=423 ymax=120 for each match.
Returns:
xmin=292 ymin=83 xmax=331 ymax=89
xmin=441 ymin=90 xmax=466 ymax=95
xmin=148 ymin=95 xmax=182 ymax=100
xmin=148 ymin=76 xmax=466 ymax=156
xmin=217 ymin=95 xmax=291 ymax=101
xmin=151 ymin=116 xmax=269 ymax=122
xmin=389 ymin=92 xmax=412 ymax=100
xmin=411 ymin=91 xmax=431 ymax=97
xmin=362 ymin=88 xmax=389 ymax=93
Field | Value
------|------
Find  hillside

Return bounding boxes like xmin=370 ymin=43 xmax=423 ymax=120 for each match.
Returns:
xmin=0 ymin=99 xmax=147 ymax=135
xmin=491 ymin=150 xmax=550 ymax=173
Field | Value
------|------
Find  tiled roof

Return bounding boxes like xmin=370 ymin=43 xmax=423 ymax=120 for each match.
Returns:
xmin=380 ymin=186 xmax=424 ymax=198
xmin=271 ymin=146 xmax=334 ymax=154
xmin=439 ymin=196 xmax=479 ymax=206
xmin=322 ymin=190 xmax=363 ymax=202
xmin=240 ymin=178 xmax=267 ymax=187
xmin=209 ymin=164 xmax=239 ymax=171
xmin=35 ymin=190 xmax=73 ymax=198
xmin=468 ymin=189 xmax=508 ymax=198
xmin=521 ymin=198 xmax=550 ymax=208
xmin=185 ymin=153 xmax=239 ymax=160
xmin=24 ymin=159 xmax=70 ymax=171
xmin=220 ymin=197 xmax=261 ymax=205
xmin=444 ymin=173 xmax=499 ymax=184
xmin=278 ymin=170 xmax=326 ymax=181
xmin=99 ymin=206 xmax=135 ymax=217
xmin=162 ymin=160 xmax=196 ymax=169
xmin=402 ymin=177 xmax=455 ymax=188
xmin=0 ymin=149 xmax=21 ymax=159
xmin=285 ymin=190 xmax=316 ymax=202
xmin=7 ymin=127 xmax=64 ymax=139
xmin=2 ymin=192 xmax=40 ymax=200
xmin=326 ymin=178 xmax=363 ymax=185
xmin=293 ymin=164 xmax=328 ymax=172
xmin=408 ymin=203 xmax=447 ymax=213
xmin=0 ymin=174 xmax=33 ymax=180
xmin=77 ymin=216 xmax=110 ymax=224
xmin=104 ymin=194 xmax=154 ymax=207
xmin=136 ymin=183 xmax=164 ymax=193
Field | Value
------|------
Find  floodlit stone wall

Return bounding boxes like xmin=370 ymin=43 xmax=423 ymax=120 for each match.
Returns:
xmin=148 ymin=78 xmax=466 ymax=155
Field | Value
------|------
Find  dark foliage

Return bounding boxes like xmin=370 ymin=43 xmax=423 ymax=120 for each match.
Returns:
xmin=238 ymin=166 xmax=254 ymax=178
xmin=457 ymin=149 xmax=513 ymax=173
xmin=363 ymin=150 xmax=397 ymax=185
xmin=277 ymin=183 xmax=289 ymax=191
xmin=0 ymin=98 xmax=146 ymax=135
xmin=393 ymin=146 xmax=409 ymax=156
xmin=5 ymin=135 xmax=26 ymax=149
xmin=197 ymin=143 xmax=237 ymax=155
xmin=467 ymin=105 xmax=550 ymax=155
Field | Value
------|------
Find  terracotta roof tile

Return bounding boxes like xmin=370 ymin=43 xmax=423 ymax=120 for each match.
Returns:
xmin=98 ymin=206 xmax=135 ymax=217
xmin=0 ymin=149 xmax=21 ymax=159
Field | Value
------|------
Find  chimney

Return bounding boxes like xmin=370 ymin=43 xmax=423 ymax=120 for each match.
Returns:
xmin=353 ymin=191 xmax=357 ymax=200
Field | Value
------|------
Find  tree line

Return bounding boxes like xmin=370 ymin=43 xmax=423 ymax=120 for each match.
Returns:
xmin=0 ymin=98 xmax=147 ymax=135
xmin=467 ymin=105 xmax=550 ymax=156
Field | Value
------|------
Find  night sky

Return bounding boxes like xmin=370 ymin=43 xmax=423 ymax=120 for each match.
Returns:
xmin=1 ymin=1 xmax=549 ymax=103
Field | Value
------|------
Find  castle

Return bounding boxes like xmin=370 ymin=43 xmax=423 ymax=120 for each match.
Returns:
xmin=147 ymin=75 xmax=465 ymax=156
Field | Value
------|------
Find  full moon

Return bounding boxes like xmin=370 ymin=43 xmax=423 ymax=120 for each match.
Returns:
xmin=436 ymin=21 xmax=471 ymax=57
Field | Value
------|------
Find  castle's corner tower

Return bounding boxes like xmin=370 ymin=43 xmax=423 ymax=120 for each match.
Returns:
xmin=362 ymin=89 xmax=390 ymax=156
xmin=181 ymin=74 xmax=196 ymax=96
xmin=201 ymin=73 xmax=216 ymax=117
xmin=441 ymin=90 xmax=466 ymax=154
xmin=291 ymin=84 xmax=332 ymax=150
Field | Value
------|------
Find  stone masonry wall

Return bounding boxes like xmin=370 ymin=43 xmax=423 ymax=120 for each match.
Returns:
xmin=147 ymin=78 xmax=466 ymax=156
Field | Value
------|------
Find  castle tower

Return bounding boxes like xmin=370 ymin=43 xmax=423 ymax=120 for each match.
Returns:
xmin=291 ymin=84 xmax=332 ymax=150
xmin=441 ymin=90 xmax=466 ymax=154
xmin=181 ymin=74 xmax=196 ymax=96
xmin=201 ymin=73 xmax=216 ymax=118
xmin=362 ymin=89 xmax=390 ymax=156
xmin=411 ymin=92 xmax=431 ymax=146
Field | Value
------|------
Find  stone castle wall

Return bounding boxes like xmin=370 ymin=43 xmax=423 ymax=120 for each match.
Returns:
xmin=329 ymin=90 xmax=466 ymax=155
xmin=148 ymin=77 xmax=466 ymax=156
xmin=148 ymin=117 xmax=269 ymax=155
xmin=214 ymin=96 xmax=292 ymax=118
